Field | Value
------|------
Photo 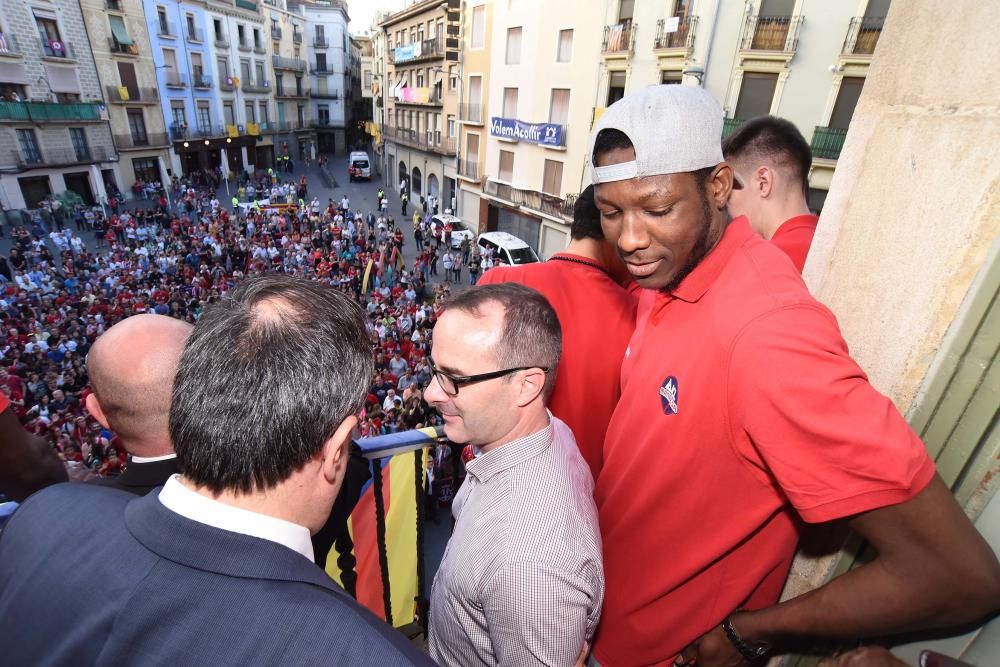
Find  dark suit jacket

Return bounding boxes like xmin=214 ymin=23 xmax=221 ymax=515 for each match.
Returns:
xmin=91 ymin=456 xmax=182 ymax=495
xmin=0 ymin=483 xmax=436 ymax=666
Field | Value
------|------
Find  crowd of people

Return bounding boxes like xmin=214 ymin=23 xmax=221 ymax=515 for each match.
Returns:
xmin=0 ymin=165 xmax=454 ymax=490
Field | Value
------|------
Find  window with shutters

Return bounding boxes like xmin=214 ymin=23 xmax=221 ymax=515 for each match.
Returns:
xmin=542 ymin=159 xmax=563 ymax=196
xmin=471 ymin=6 xmax=486 ymax=48
xmin=549 ymin=89 xmax=570 ymax=126
xmin=502 ymin=88 xmax=518 ymax=119
xmin=499 ymin=150 xmax=514 ymax=182
xmin=557 ymin=29 xmax=573 ymax=62
xmin=505 ymin=27 xmax=522 ymax=65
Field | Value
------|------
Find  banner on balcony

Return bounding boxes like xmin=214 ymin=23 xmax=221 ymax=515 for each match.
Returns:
xmin=395 ymin=87 xmax=431 ymax=104
xmin=490 ymin=117 xmax=564 ymax=147
xmin=394 ymin=42 xmax=422 ymax=63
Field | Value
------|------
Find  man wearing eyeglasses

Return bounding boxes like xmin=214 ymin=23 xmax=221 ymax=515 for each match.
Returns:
xmin=425 ymin=283 xmax=604 ymax=667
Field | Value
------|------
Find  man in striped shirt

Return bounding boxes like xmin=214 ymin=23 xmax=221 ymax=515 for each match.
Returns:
xmin=425 ymin=283 xmax=604 ymax=667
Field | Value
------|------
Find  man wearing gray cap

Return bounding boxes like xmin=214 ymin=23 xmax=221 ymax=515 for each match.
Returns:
xmin=588 ymin=85 xmax=1000 ymax=667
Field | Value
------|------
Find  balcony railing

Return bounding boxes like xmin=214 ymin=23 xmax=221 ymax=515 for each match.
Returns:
xmin=242 ymin=79 xmax=271 ymax=93
xmin=276 ymin=87 xmax=310 ymax=99
xmin=392 ymin=37 xmax=444 ymax=65
xmin=14 ymin=146 xmax=114 ymax=168
xmin=311 ymin=89 xmax=340 ymax=99
xmin=654 ymin=16 xmax=698 ymax=50
xmin=459 ymin=158 xmax=479 ymax=181
xmin=164 ymin=72 xmax=186 ymax=88
xmin=105 ymin=85 xmax=159 ymax=104
xmin=253 ymin=42 xmax=266 ymax=55
xmin=843 ymin=16 xmax=885 ymax=56
xmin=272 ymin=55 xmax=306 ymax=71
xmin=722 ymin=117 xmax=744 ymax=138
xmin=460 ymin=102 xmax=484 ymax=123
xmin=105 ymin=0 xmax=122 ymax=9
xmin=215 ymin=35 xmax=230 ymax=49
xmin=811 ymin=126 xmax=847 ymax=160
xmin=395 ymin=90 xmax=443 ymax=107
xmin=313 ymin=36 xmax=328 ymax=48
xmin=271 ymin=27 xmax=282 ymax=40
xmin=0 ymin=101 xmax=102 ymax=122
xmin=740 ymin=15 xmax=803 ymax=52
xmin=0 ymin=33 xmax=22 ymax=57
xmin=219 ymin=77 xmax=235 ymax=92
xmin=311 ymin=63 xmax=333 ymax=75
xmin=603 ymin=21 xmax=636 ymax=54
xmin=292 ymin=31 xmax=302 ymax=44
xmin=192 ymin=74 xmax=212 ymax=89
xmin=238 ymin=39 xmax=252 ymax=52
xmin=107 ymin=37 xmax=139 ymax=56
xmin=114 ymin=132 xmax=170 ymax=149
xmin=187 ymin=27 xmax=204 ymax=43
xmin=235 ymin=0 xmax=257 ymax=10
xmin=382 ymin=124 xmax=456 ymax=156
xmin=170 ymin=123 xmax=231 ymax=141
xmin=40 ymin=39 xmax=76 ymax=59
xmin=484 ymin=179 xmax=573 ymax=220
xmin=157 ymin=21 xmax=176 ymax=38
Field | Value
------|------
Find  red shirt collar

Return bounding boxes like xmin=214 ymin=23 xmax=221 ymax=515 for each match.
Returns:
xmin=669 ymin=216 xmax=754 ymax=303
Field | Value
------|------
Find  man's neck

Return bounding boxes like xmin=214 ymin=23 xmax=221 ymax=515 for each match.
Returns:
xmin=180 ymin=474 xmax=314 ymax=530
xmin=561 ymin=238 xmax=604 ymax=263
xmin=478 ymin=407 xmax=550 ymax=455
xmin=759 ymin=197 xmax=813 ymax=240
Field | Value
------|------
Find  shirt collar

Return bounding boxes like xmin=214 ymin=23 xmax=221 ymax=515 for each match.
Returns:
xmin=670 ymin=216 xmax=754 ymax=303
xmin=158 ymin=475 xmax=315 ymax=563
xmin=465 ymin=420 xmax=552 ymax=484
xmin=130 ymin=453 xmax=178 ymax=464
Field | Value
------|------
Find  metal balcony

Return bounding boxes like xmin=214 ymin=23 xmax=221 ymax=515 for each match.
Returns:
xmin=842 ymin=16 xmax=885 ymax=56
xmin=722 ymin=117 xmax=744 ymax=138
xmin=0 ymin=33 xmax=22 ymax=57
xmin=105 ymin=0 xmax=122 ymax=9
xmin=215 ymin=36 xmax=230 ymax=49
xmin=219 ymin=77 xmax=236 ymax=92
xmin=276 ymin=87 xmax=310 ymax=99
xmin=271 ymin=27 xmax=282 ymax=40
xmin=39 ymin=38 xmax=76 ymax=59
xmin=313 ymin=36 xmax=328 ymax=48
xmin=156 ymin=21 xmax=176 ymax=39
xmin=459 ymin=159 xmax=479 ymax=181
xmin=602 ymin=22 xmax=636 ymax=54
xmin=114 ymin=132 xmax=170 ymax=149
xmin=654 ymin=16 xmax=698 ymax=51
xmin=311 ymin=89 xmax=339 ymax=99
xmin=164 ymin=72 xmax=186 ymax=88
xmin=242 ymin=79 xmax=271 ymax=93
xmin=811 ymin=126 xmax=848 ymax=160
xmin=107 ymin=37 xmax=139 ymax=56
xmin=105 ymin=85 xmax=159 ymax=104
xmin=382 ymin=124 xmax=456 ymax=156
xmin=292 ymin=31 xmax=302 ymax=44
xmin=187 ymin=27 xmax=204 ymax=43
xmin=460 ymin=103 xmax=483 ymax=124
xmin=484 ymin=179 xmax=572 ymax=220
xmin=392 ymin=37 xmax=444 ymax=65
xmin=238 ymin=39 xmax=252 ymax=52
xmin=272 ymin=55 xmax=306 ymax=71
xmin=14 ymin=146 xmax=114 ymax=168
xmin=253 ymin=43 xmax=266 ymax=55
xmin=739 ymin=15 xmax=803 ymax=52
xmin=192 ymin=74 xmax=213 ymax=89
xmin=311 ymin=63 xmax=334 ymax=75
xmin=0 ymin=101 xmax=102 ymax=122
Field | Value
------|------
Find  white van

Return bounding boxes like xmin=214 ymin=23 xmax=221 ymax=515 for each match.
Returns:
xmin=477 ymin=231 xmax=541 ymax=266
xmin=348 ymin=152 xmax=371 ymax=181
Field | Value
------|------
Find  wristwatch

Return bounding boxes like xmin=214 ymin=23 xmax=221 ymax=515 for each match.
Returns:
xmin=721 ymin=611 xmax=772 ymax=662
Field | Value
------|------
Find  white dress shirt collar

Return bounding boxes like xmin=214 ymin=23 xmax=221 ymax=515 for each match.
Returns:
xmin=158 ymin=474 xmax=315 ymax=563
xmin=129 ymin=453 xmax=177 ymax=464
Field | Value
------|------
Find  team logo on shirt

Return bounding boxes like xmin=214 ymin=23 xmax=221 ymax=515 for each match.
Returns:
xmin=659 ymin=376 xmax=679 ymax=415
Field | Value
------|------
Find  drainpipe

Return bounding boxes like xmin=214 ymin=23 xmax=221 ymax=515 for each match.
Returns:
xmin=699 ymin=0 xmax=723 ymax=86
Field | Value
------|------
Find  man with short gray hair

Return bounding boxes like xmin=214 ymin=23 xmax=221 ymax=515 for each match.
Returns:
xmin=425 ymin=283 xmax=603 ymax=667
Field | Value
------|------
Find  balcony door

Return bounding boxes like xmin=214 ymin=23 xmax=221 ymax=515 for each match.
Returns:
xmin=830 ymin=78 xmax=865 ymax=130
xmin=752 ymin=0 xmax=794 ymax=50
xmin=118 ymin=62 xmax=139 ymax=98
xmin=734 ymin=72 xmax=778 ymax=120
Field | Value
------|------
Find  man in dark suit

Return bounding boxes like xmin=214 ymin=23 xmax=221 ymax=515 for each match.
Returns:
xmin=85 ymin=313 xmax=191 ymax=495
xmin=0 ymin=276 xmax=436 ymax=666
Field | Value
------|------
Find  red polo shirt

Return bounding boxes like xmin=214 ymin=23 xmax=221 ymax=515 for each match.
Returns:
xmin=595 ymin=217 xmax=935 ymax=667
xmin=770 ymin=214 xmax=819 ymax=273
xmin=479 ymin=253 xmax=637 ymax=479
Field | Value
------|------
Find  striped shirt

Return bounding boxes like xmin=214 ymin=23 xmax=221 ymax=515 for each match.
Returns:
xmin=428 ymin=416 xmax=604 ymax=667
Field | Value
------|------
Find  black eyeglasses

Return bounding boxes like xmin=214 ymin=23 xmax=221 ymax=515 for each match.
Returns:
xmin=427 ymin=358 xmax=548 ymax=397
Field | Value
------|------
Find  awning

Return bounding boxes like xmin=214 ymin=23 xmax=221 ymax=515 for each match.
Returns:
xmin=45 ymin=65 xmax=82 ymax=94
xmin=0 ymin=62 xmax=29 ymax=85
xmin=109 ymin=16 xmax=134 ymax=45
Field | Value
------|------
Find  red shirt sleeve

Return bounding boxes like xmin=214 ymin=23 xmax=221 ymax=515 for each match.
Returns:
xmin=727 ymin=303 xmax=936 ymax=523
xmin=0 ymin=393 xmax=9 ymax=413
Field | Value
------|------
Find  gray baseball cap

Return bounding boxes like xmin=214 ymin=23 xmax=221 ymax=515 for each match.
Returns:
xmin=590 ymin=85 xmax=726 ymax=184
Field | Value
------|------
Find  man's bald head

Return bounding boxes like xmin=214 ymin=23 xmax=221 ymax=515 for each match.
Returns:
xmin=86 ymin=314 xmax=192 ymax=456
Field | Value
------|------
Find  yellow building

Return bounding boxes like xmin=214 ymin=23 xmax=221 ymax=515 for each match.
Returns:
xmin=380 ymin=0 xmax=461 ymax=212
xmin=455 ymin=0 xmax=493 ymax=228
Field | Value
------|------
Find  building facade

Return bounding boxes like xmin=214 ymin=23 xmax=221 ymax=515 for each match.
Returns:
xmin=0 ymin=0 xmax=118 ymax=210
xmin=82 ymin=0 xmax=171 ymax=198
xmin=266 ymin=0 xmax=314 ymax=161
xmin=294 ymin=0 xmax=348 ymax=155
xmin=455 ymin=0 xmax=493 ymax=228
xmin=381 ymin=0 xmax=460 ymax=212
